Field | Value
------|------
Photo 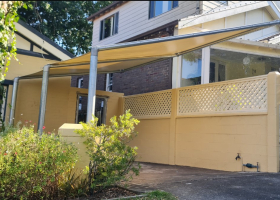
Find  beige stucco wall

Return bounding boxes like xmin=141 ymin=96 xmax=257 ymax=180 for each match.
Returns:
xmin=129 ymin=118 xmax=171 ymax=164
xmin=176 ymin=115 xmax=267 ymax=172
xmin=124 ymin=73 xmax=280 ymax=172
xmin=14 ymin=77 xmax=124 ymax=133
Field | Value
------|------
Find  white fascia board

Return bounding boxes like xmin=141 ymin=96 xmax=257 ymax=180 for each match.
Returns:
xmin=267 ymin=1 xmax=280 ymax=19
xmin=226 ymin=38 xmax=280 ymax=50
xmin=179 ymin=1 xmax=269 ymax=29
xmin=15 ymin=23 xmax=71 ymax=61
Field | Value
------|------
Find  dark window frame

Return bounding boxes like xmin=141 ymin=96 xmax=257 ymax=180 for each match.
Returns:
xmin=149 ymin=1 xmax=179 ymax=19
xmin=99 ymin=12 xmax=119 ymax=41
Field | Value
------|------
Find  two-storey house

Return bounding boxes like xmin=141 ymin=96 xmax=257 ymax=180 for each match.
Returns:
xmin=72 ymin=1 xmax=280 ymax=94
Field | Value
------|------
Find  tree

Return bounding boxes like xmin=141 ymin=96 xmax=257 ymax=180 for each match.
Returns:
xmin=0 ymin=1 xmax=23 ymax=81
xmin=18 ymin=1 xmax=112 ymax=56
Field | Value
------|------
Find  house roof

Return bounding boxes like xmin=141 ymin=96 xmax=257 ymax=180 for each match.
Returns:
xmin=179 ymin=1 xmax=280 ymax=29
xmin=87 ymin=1 xmax=128 ymax=21
xmin=258 ymin=32 xmax=280 ymax=43
xmin=16 ymin=19 xmax=75 ymax=59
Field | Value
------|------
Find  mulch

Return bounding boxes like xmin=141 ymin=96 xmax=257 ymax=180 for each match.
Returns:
xmin=73 ymin=186 xmax=141 ymax=200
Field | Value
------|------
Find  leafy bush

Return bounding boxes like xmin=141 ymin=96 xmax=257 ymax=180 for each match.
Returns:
xmin=75 ymin=110 xmax=140 ymax=195
xmin=0 ymin=123 xmax=78 ymax=199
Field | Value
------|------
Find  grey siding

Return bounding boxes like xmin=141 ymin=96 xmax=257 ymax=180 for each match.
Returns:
xmin=92 ymin=1 xmax=198 ymax=46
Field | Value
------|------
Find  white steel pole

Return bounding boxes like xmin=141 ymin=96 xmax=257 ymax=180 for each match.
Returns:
xmin=9 ymin=77 xmax=19 ymax=126
xmin=86 ymin=47 xmax=98 ymax=122
xmin=201 ymin=46 xmax=210 ymax=84
xmin=38 ymin=65 xmax=50 ymax=135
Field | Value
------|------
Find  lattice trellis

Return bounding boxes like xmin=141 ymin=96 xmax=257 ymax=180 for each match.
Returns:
xmin=124 ymin=90 xmax=172 ymax=117
xmin=178 ymin=77 xmax=267 ymax=115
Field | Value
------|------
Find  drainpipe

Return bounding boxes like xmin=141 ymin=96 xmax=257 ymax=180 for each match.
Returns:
xmin=38 ymin=65 xmax=50 ymax=135
xmin=86 ymin=47 xmax=99 ymax=122
xmin=9 ymin=77 xmax=19 ymax=126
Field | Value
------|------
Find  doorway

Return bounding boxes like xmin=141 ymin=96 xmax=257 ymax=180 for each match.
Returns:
xmin=75 ymin=94 xmax=108 ymax=125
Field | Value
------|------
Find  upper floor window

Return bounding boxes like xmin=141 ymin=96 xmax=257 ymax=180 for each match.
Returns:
xmin=149 ymin=1 xmax=178 ymax=18
xmin=100 ymin=12 xmax=119 ymax=40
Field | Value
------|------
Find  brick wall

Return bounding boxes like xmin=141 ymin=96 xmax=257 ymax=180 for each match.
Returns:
xmin=71 ymin=74 xmax=106 ymax=91
xmin=71 ymin=58 xmax=172 ymax=96
xmin=112 ymin=58 xmax=172 ymax=95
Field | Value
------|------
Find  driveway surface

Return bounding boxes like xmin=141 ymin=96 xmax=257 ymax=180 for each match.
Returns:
xmin=128 ymin=163 xmax=280 ymax=200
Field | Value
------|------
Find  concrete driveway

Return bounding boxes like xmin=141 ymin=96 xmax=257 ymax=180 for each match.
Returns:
xmin=128 ymin=163 xmax=280 ymax=200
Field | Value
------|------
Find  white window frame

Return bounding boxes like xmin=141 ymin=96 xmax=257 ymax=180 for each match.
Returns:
xmin=106 ymin=73 xmax=113 ymax=92
xmin=77 ymin=77 xmax=83 ymax=88
xmin=100 ymin=12 xmax=119 ymax=41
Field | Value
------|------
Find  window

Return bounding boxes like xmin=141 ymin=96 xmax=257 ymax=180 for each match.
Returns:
xmin=100 ymin=12 xmax=119 ymax=40
xmin=106 ymin=73 xmax=113 ymax=92
xmin=209 ymin=48 xmax=280 ymax=82
xmin=77 ymin=77 xmax=83 ymax=88
xmin=76 ymin=94 xmax=107 ymax=126
xmin=149 ymin=1 xmax=178 ymax=18
xmin=181 ymin=49 xmax=202 ymax=87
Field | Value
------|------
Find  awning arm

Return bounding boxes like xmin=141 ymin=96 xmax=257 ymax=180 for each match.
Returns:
xmin=9 ymin=77 xmax=19 ymax=126
xmin=86 ymin=47 xmax=98 ymax=122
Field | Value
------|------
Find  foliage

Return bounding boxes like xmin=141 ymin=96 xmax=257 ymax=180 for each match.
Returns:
xmin=59 ymin=169 xmax=89 ymax=199
xmin=145 ymin=190 xmax=177 ymax=200
xmin=132 ymin=190 xmax=177 ymax=200
xmin=18 ymin=1 xmax=113 ymax=56
xmin=183 ymin=51 xmax=200 ymax=63
xmin=75 ymin=110 xmax=141 ymax=195
xmin=0 ymin=1 xmax=23 ymax=81
xmin=0 ymin=122 xmax=78 ymax=199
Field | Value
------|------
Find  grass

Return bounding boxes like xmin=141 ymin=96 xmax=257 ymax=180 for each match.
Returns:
xmin=122 ymin=190 xmax=177 ymax=200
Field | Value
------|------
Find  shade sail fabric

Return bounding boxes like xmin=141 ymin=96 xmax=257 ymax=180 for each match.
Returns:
xmin=22 ymin=20 xmax=280 ymax=79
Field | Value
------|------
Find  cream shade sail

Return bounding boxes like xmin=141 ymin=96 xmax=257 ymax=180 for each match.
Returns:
xmin=22 ymin=20 xmax=280 ymax=79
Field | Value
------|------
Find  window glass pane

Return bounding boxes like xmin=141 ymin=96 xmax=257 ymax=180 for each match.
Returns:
xmin=100 ymin=20 xmax=103 ymax=40
xmin=173 ymin=1 xmax=178 ymax=8
xmin=153 ymin=1 xmax=174 ymax=17
xmin=104 ymin=17 xmax=112 ymax=39
xmin=149 ymin=1 xmax=155 ymax=18
xmin=181 ymin=49 xmax=202 ymax=87
xmin=210 ymin=48 xmax=280 ymax=82
xmin=155 ymin=1 xmax=163 ymax=16
xmin=114 ymin=12 xmax=119 ymax=34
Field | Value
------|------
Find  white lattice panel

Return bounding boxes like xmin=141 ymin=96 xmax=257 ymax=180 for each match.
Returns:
xmin=124 ymin=90 xmax=172 ymax=117
xmin=178 ymin=76 xmax=267 ymax=115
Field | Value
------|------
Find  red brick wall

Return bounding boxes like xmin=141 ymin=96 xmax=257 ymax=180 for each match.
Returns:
xmin=71 ymin=74 xmax=106 ymax=91
xmin=71 ymin=58 xmax=172 ymax=96
xmin=112 ymin=58 xmax=172 ymax=95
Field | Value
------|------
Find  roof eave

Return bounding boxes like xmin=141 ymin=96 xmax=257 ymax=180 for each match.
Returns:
xmin=87 ymin=1 xmax=128 ymax=21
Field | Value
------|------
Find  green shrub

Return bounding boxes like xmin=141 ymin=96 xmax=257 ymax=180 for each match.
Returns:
xmin=75 ymin=110 xmax=141 ymax=195
xmin=0 ymin=123 xmax=78 ymax=199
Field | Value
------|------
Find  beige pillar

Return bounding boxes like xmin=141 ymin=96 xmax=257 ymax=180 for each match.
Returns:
xmin=119 ymin=96 xmax=125 ymax=116
xmin=169 ymin=89 xmax=177 ymax=165
xmin=267 ymin=72 xmax=280 ymax=172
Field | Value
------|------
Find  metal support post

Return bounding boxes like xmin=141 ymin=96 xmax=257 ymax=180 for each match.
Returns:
xmin=9 ymin=77 xmax=19 ymax=126
xmin=38 ymin=65 xmax=50 ymax=134
xmin=87 ymin=47 xmax=98 ymax=122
